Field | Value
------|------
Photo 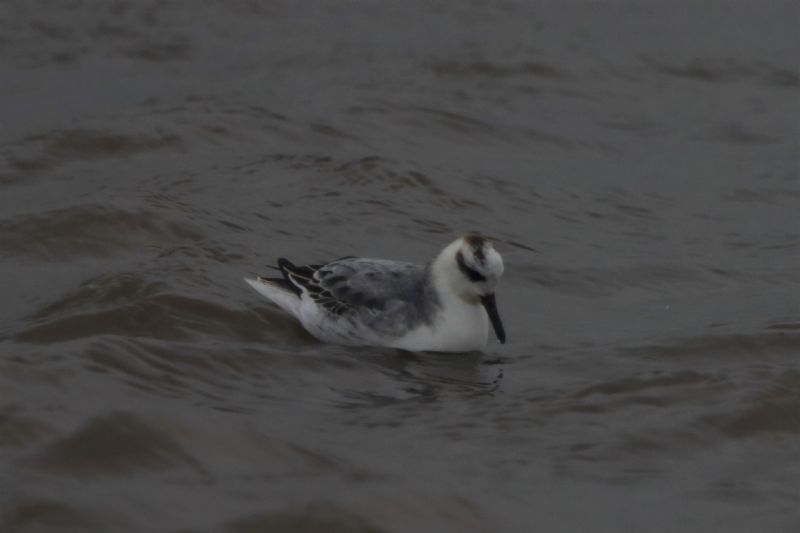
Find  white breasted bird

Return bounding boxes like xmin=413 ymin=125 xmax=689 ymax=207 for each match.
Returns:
xmin=245 ymin=234 xmax=505 ymax=352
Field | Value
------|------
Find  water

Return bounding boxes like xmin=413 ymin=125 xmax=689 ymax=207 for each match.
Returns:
xmin=1 ymin=1 xmax=798 ymax=531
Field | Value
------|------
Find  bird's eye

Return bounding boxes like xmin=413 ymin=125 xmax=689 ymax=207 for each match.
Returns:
xmin=457 ymin=252 xmax=487 ymax=282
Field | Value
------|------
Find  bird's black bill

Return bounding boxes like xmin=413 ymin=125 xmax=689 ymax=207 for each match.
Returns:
xmin=480 ymin=293 xmax=506 ymax=344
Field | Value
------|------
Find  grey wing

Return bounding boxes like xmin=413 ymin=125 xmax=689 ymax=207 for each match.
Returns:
xmin=313 ymin=258 xmax=428 ymax=317
xmin=277 ymin=256 xmax=436 ymax=336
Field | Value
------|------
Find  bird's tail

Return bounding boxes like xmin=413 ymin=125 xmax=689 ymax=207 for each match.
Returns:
xmin=244 ymin=276 xmax=302 ymax=316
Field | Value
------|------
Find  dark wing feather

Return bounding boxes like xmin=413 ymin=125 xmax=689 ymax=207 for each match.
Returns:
xmin=276 ymin=257 xmax=355 ymax=315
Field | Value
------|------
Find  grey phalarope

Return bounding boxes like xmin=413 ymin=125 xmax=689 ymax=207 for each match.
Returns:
xmin=245 ymin=234 xmax=505 ymax=352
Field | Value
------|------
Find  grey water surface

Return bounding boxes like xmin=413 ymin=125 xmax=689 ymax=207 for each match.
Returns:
xmin=1 ymin=1 xmax=799 ymax=532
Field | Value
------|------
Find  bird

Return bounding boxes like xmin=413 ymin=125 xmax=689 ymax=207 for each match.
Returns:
xmin=245 ymin=234 xmax=505 ymax=352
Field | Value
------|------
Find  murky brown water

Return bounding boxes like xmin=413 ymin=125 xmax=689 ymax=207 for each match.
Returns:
xmin=2 ymin=1 xmax=799 ymax=532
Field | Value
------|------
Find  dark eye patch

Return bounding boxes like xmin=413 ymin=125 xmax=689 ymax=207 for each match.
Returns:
xmin=456 ymin=251 xmax=487 ymax=283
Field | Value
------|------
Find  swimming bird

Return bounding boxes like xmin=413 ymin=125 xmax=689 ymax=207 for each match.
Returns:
xmin=245 ymin=234 xmax=506 ymax=352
